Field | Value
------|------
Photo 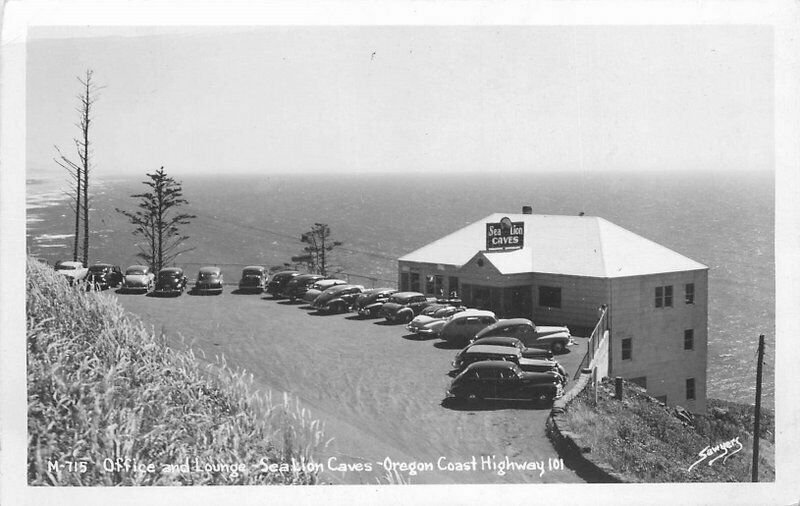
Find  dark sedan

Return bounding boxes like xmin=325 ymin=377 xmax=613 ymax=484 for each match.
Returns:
xmin=281 ymin=273 xmax=327 ymax=302
xmin=381 ymin=292 xmax=434 ymax=323
xmin=353 ymin=288 xmax=398 ymax=318
xmin=311 ymin=284 xmax=364 ymax=313
xmin=194 ymin=266 xmax=224 ymax=295
xmin=86 ymin=263 xmax=123 ymax=290
xmin=265 ymin=270 xmax=300 ymax=298
xmin=153 ymin=267 xmax=188 ymax=296
xmin=238 ymin=266 xmax=267 ymax=293
xmin=446 ymin=361 xmax=563 ymax=404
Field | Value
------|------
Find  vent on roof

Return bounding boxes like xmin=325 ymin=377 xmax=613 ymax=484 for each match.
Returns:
xmin=522 ymin=205 xmax=532 ymax=215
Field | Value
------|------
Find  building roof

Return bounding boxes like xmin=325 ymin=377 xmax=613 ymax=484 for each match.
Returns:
xmin=399 ymin=213 xmax=707 ymax=278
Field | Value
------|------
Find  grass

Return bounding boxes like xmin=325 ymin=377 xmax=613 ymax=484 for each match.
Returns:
xmin=560 ymin=378 xmax=774 ymax=482
xmin=27 ymin=258 xmax=329 ymax=485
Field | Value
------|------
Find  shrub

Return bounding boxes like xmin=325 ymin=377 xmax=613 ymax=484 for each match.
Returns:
xmin=27 ymin=259 xmax=328 ymax=485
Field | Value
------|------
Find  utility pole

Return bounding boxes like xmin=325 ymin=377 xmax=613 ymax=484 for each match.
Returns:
xmin=752 ymin=333 xmax=765 ymax=482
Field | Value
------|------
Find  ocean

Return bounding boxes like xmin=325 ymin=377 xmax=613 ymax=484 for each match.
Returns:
xmin=25 ymin=169 xmax=775 ymax=407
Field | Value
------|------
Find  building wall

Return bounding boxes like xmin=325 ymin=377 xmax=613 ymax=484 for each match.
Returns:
xmin=609 ymin=269 xmax=708 ymax=413
xmin=530 ymin=273 xmax=610 ymax=329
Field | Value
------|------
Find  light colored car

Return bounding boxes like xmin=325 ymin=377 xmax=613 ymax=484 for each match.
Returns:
xmin=54 ymin=260 xmax=88 ymax=284
xmin=450 ymin=344 xmax=567 ymax=382
xmin=194 ymin=266 xmax=224 ymax=295
xmin=121 ymin=265 xmax=155 ymax=293
xmin=438 ymin=310 xmax=498 ymax=346
xmin=472 ymin=318 xmax=573 ymax=354
xmin=406 ymin=304 xmax=468 ymax=336
xmin=302 ymin=278 xmax=348 ymax=303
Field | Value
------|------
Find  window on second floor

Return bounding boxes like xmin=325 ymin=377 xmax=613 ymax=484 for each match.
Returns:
xmin=655 ymin=285 xmax=673 ymax=308
xmin=684 ymin=329 xmax=694 ymax=350
xmin=685 ymin=283 xmax=695 ymax=304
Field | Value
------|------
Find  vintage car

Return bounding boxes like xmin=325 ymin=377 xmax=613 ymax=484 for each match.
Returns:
xmin=353 ymin=288 xmax=398 ymax=318
xmin=438 ymin=310 xmax=498 ymax=346
xmin=265 ymin=270 xmax=300 ymax=298
xmin=281 ymin=273 xmax=327 ymax=301
xmin=446 ymin=361 xmax=563 ymax=404
xmin=85 ymin=263 xmax=123 ymax=290
xmin=302 ymin=279 xmax=349 ymax=303
xmin=311 ymin=284 xmax=365 ymax=313
xmin=153 ymin=267 xmax=188 ymax=296
xmin=54 ymin=260 xmax=89 ymax=284
xmin=472 ymin=318 xmax=573 ymax=354
xmin=194 ymin=266 xmax=224 ymax=295
xmin=450 ymin=344 xmax=567 ymax=382
xmin=238 ymin=266 xmax=267 ymax=293
xmin=405 ymin=304 xmax=469 ymax=336
xmin=467 ymin=336 xmax=554 ymax=361
xmin=120 ymin=265 xmax=155 ymax=293
xmin=381 ymin=291 xmax=436 ymax=323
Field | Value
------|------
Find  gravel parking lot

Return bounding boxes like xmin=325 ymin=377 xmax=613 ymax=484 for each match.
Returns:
xmin=116 ymin=289 xmax=587 ymax=484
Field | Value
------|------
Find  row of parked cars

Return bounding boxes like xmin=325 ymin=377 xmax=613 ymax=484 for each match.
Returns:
xmin=265 ymin=270 xmax=575 ymax=405
xmin=53 ymin=261 xmax=574 ymax=404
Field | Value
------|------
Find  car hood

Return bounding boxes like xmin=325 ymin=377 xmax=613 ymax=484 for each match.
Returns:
xmin=381 ymin=302 xmax=404 ymax=313
xmin=303 ymin=289 xmax=323 ymax=301
xmin=536 ymin=325 xmax=571 ymax=337
xmin=409 ymin=315 xmax=440 ymax=326
xmin=533 ymin=330 xmax=572 ymax=340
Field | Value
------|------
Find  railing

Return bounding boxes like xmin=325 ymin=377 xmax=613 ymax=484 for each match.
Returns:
xmin=171 ymin=262 xmax=397 ymax=288
xmin=577 ymin=305 xmax=609 ymax=378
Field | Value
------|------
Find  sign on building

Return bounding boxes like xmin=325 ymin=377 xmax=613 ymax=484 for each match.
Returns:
xmin=486 ymin=217 xmax=524 ymax=251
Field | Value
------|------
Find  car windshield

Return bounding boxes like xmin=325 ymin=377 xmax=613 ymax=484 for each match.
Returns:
xmin=88 ymin=266 xmax=108 ymax=272
xmin=243 ymin=269 xmax=262 ymax=276
xmin=56 ymin=264 xmax=76 ymax=271
xmin=126 ymin=268 xmax=146 ymax=275
xmin=161 ymin=272 xmax=180 ymax=279
xmin=199 ymin=272 xmax=218 ymax=280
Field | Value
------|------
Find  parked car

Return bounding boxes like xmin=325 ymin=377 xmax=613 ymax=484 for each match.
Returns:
xmin=120 ymin=265 xmax=155 ymax=293
xmin=472 ymin=318 xmax=573 ymax=354
xmin=438 ymin=310 xmax=498 ymax=346
xmin=353 ymin=288 xmax=398 ymax=318
xmin=405 ymin=304 xmax=468 ymax=336
xmin=85 ymin=263 xmax=123 ymax=290
xmin=302 ymin=279 xmax=349 ymax=304
xmin=238 ymin=266 xmax=267 ymax=293
xmin=266 ymin=270 xmax=300 ymax=298
xmin=381 ymin=291 xmax=436 ymax=323
xmin=194 ymin=266 xmax=224 ymax=295
xmin=153 ymin=267 xmax=188 ymax=296
xmin=311 ymin=284 xmax=365 ymax=313
xmin=468 ymin=336 xmax=554 ymax=361
xmin=450 ymin=344 xmax=567 ymax=382
xmin=282 ymin=273 xmax=327 ymax=301
xmin=446 ymin=361 xmax=563 ymax=404
xmin=54 ymin=260 xmax=89 ymax=284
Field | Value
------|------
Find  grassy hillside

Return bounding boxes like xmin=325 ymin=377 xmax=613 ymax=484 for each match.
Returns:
xmin=559 ymin=378 xmax=774 ymax=482
xmin=27 ymin=259 xmax=328 ymax=485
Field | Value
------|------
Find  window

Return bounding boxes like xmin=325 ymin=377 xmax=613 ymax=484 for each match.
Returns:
xmin=630 ymin=376 xmax=647 ymax=389
xmin=685 ymin=283 xmax=695 ymax=304
xmin=655 ymin=285 xmax=673 ymax=308
xmin=686 ymin=378 xmax=696 ymax=400
xmin=425 ymin=275 xmax=443 ymax=296
xmin=410 ymin=273 xmax=420 ymax=292
xmin=538 ymin=286 xmax=562 ymax=308
xmin=684 ymin=329 xmax=694 ymax=350
xmin=621 ymin=338 xmax=632 ymax=360
xmin=400 ymin=273 xmax=410 ymax=292
xmin=448 ymin=277 xmax=460 ymax=297
xmin=655 ymin=395 xmax=667 ymax=404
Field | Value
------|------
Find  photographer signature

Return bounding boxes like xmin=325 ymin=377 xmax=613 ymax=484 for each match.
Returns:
xmin=688 ymin=437 xmax=743 ymax=472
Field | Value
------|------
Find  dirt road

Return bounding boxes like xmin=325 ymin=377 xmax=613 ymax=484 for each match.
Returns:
xmin=116 ymin=289 xmax=586 ymax=484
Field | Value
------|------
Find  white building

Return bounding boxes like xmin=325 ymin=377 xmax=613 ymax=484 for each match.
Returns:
xmin=398 ymin=210 xmax=708 ymax=412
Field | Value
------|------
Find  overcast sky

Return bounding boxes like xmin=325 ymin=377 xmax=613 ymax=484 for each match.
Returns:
xmin=26 ymin=25 xmax=773 ymax=176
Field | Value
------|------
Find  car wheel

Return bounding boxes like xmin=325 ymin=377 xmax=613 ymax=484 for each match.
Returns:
xmin=551 ymin=341 xmax=565 ymax=354
xmin=403 ymin=312 xmax=414 ymax=323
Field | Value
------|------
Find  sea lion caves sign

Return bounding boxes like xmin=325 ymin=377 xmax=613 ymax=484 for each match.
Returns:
xmin=486 ymin=217 xmax=524 ymax=251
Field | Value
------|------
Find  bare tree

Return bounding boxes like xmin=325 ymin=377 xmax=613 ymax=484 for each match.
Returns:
xmin=53 ymin=69 xmax=102 ymax=265
xmin=116 ymin=167 xmax=195 ymax=272
xmin=299 ymin=223 xmax=342 ymax=275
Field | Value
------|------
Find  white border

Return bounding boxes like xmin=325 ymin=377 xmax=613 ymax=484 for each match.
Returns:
xmin=3 ymin=1 xmax=799 ymax=505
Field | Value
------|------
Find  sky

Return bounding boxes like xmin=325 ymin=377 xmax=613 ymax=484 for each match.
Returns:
xmin=26 ymin=25 xmax=773 ymax=176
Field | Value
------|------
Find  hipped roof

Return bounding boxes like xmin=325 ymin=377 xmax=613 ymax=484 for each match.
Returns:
xmin=398 ymin=214 xmax=707 ymax=278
